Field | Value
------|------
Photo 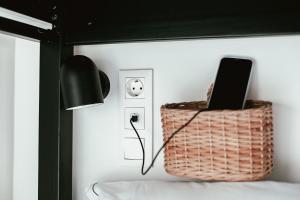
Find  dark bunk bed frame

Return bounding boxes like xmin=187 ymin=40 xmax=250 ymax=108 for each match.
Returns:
xmin=0 ymin=1 xmax=300 ymax=200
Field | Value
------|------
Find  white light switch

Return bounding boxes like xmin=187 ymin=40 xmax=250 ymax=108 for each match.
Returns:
xmin=123 ymin=138 xmax=145 ymax=160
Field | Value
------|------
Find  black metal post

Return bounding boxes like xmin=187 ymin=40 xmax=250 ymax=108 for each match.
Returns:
xmin=39 ymin=35 xmax=73 ymax=200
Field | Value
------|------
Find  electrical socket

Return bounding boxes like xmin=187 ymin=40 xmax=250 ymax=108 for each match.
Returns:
xmin=126 ymin=78 xmax=145 ymax=98
xmin=124 ymin=107 xmax=145 ymax=130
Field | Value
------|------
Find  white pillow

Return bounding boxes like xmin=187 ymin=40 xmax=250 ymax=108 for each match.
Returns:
xmin=86 ymin=180 xmax=300 ymax=200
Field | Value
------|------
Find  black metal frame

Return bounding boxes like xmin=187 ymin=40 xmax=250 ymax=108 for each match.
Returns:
xmin=38 ymin=35 xmax=73 ymax=200
xmin=64 ymin=14 xmax=300 ymax=45
xmin=1 ymin=2 xmax=300 ymax=200
xmin=0 ymin=17 xmax=48 ymax=40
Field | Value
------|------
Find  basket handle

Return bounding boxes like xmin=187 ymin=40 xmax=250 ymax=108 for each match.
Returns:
xmin=207 ymin=83 xmax=214 ymax=102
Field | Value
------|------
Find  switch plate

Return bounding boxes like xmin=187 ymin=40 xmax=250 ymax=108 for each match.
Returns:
xmin=123 ymin=137 xmax=145 ymax=160
xmin=119 ymin=69 xmax=153 ymax=167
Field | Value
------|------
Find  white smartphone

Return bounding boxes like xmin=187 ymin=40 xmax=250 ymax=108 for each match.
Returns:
xmin=208 ymin=57 xmax=253 ymax=110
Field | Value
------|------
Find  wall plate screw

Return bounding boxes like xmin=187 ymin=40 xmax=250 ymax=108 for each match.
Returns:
xmin=52 ymin=14 xmax=58 ymax=21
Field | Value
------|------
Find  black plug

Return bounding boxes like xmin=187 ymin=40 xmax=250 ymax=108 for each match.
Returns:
xmin=130 ymin=114 xmax=138 ymax=123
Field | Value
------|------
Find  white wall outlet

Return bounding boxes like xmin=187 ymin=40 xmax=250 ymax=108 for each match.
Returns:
xmin=124 ymin=107 xmax=145 ymax=130
xmin=119 ymin=69 xmax=153 ymax=167
xmin=126 ymin=78 xmax=145 ymax=98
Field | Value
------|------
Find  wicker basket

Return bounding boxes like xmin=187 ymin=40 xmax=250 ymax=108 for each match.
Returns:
xmin=161 ymin=100 xmax=273 ymax=181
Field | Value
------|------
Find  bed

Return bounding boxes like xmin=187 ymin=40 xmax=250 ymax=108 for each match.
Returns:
xmin=86 ymin=180 xmax=300 ymax=200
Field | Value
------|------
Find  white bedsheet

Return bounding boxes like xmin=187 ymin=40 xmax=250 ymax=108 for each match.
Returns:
xmin=86 ymin=180 xmax=300 ymax=200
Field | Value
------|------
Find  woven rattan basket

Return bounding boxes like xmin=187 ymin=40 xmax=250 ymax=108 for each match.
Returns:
xmin=161 ymin=100 xmax=273 ymax=181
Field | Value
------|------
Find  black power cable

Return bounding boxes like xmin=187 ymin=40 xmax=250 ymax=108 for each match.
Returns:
xmin=92 ymin=183 xmax=99 ymax=196
xmin=130 ymin=108 xmax=207 ymax=175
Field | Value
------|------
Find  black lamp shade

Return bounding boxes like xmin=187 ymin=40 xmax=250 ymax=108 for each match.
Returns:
xmin=61 ymin=55 xmax=110 ymax=110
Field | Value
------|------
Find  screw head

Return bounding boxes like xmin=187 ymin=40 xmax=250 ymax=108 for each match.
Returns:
xmin=52 ymin=14 xmax=58 ymax=21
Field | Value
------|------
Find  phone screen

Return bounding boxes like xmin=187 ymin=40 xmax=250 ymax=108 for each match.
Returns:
xmin=208 ymin=57 xmax=253 ymax=110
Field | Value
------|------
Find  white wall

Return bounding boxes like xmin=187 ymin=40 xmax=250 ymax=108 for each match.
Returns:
xmin=0 ymin=33 xmax=39 ymax=200
xmin=74 ymin=35 xmax=300 ymax=200
xmin=0 ymin=33 xmax=15 ymax=200
xmin=12 ymin=38 xmax=40 ymax=200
